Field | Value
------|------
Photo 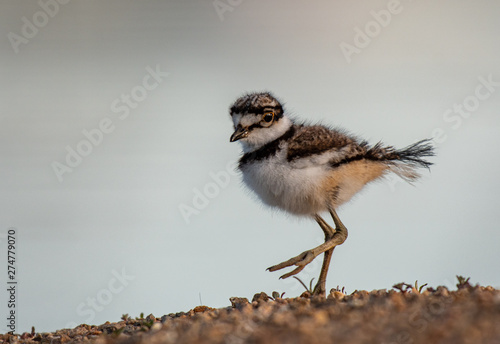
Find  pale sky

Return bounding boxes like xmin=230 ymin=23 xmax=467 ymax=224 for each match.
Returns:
xmin=1 ymin=0 xmax=500 ymax=332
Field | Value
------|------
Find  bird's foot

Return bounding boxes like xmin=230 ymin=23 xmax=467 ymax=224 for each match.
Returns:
xmin=267 ymin=249 xmax=317 ymax=279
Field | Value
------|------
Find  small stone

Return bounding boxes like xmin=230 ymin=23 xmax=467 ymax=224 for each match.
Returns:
xmin=89 ymin=329 xmax=102 ymax=335
xmin=272 ymin=291 xmax=281 ymax=299
xmin=371 ymin=289 xmax=387 ymax=297
xmin=421 ymin=289 xmax=431 ymax=296
xmin=20 ymin=333 xmax=31 ymax=340
xmin=300 ymin=291 xmax=311 ymax=298
xmin=45 ymin=335 xmax=61 ymax=344
xmin=351 ymin=290 xmax=369 ymax=300
xmin=252 ymin=292 xmax=269 ymax=303
xmin=229 ymin=297 xmax=250 ymax=310
xmin=192 ymin=305 xmax=214 ymax=313
xmin=434 ymin=286 xmax=450 ymax=297
xmin=60 ymin=334 xmax=71 ymax=343
xmin=327 ymin=290 xmax=345 ymax=301
xmin=150 ymin=322 xmax=162 ymax=332
xmin=6 ymin=334 xmax=19 ymax=344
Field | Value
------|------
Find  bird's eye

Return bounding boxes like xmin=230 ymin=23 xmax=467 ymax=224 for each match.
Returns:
xmin=262 ymin=112 xmax=274 ymax=124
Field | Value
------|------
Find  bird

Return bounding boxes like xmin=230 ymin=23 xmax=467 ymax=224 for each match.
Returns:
xmin=228 ymin=91 xmax=434 ymax=296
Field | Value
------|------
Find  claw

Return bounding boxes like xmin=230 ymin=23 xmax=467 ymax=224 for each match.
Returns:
xmin=267 ymin=250 xmax=316 ymax=277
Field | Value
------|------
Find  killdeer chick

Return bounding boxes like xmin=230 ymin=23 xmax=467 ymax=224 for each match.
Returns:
xmin=229 ymin=92 xmax=434 ymax=296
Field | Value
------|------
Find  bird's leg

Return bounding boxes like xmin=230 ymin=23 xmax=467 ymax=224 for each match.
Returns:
xmin=311 ymin=214 xmax=336 ymax=296
xmin=267 ymin=208 xmax=348 ymax=295
xmin=312 ymin=208 xmax=348 ymax=296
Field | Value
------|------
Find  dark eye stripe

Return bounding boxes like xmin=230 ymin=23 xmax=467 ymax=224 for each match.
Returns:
xmin=254 ymin=107 xmax=276 ymax=115
xmin=247 ymin=123 xmax=264 ymax=131
xmin=246 ymin=114 xmax=276 ymax=131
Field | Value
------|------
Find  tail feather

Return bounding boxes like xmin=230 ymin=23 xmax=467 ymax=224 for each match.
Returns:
xmin=395 ymin=139 xmax=434 ymax=169
xmin=366 ymin=139 xmax=435 ymax=183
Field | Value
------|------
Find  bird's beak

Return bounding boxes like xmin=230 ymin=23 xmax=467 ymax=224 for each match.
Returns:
xmin=230 ymin=127 xmax=248 ymax=142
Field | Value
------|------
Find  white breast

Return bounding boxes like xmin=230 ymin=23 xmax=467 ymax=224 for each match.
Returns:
xmin=240 ymin=150 xmax=330 ymax=216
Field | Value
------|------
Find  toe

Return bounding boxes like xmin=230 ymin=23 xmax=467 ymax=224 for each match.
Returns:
xmin=279 ymin=265 xmax=306 ymax=279
xmin=267 ymin=250 xmax=316 ymax=273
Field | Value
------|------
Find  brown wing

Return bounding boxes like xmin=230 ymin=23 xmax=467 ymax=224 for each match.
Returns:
xmin=286 ymin=125 xmax=367 ymax=164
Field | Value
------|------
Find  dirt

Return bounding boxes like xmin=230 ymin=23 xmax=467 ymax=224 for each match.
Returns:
xmin=2 ymin=281 xmax=500 ymax=344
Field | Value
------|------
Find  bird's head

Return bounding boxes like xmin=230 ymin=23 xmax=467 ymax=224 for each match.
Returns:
xmin=229 ymin=92 xmax=292 ymax=151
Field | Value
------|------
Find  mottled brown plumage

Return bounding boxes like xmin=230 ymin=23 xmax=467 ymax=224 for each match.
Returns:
xmin=287 ymin=125 xmax=358 ymax=161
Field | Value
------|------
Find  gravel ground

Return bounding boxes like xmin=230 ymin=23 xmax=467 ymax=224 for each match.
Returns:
xmin=2 ymin=281 xmax=500 ymax=344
